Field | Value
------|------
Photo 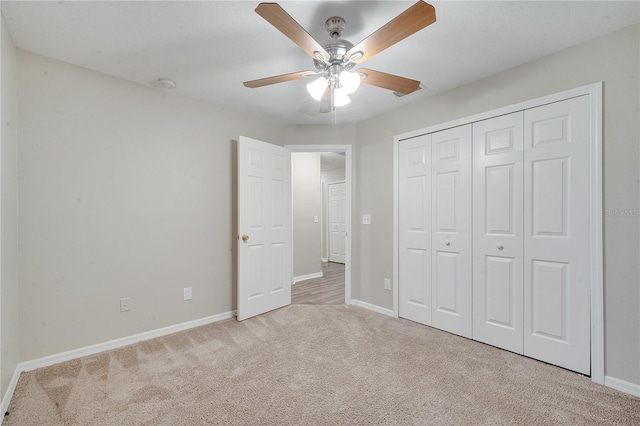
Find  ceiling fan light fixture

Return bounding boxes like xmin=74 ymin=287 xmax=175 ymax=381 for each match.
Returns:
xmin=245 ymin=1 xmax=438 ymax=115
xmin=306 ymin=76 xmax=328 ymax=101
xmin=333 ymin=88 xmax=351 ymax=107
xmin=339 ymin=70 xmax=361 ymax=94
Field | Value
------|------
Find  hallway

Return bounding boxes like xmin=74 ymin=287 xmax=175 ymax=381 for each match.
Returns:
xmin=292 ymin=262 xmax=345 ymax=305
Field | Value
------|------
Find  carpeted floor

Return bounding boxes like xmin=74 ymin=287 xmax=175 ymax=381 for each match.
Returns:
xmin=5 ymin=305 xmax=639 ymax=425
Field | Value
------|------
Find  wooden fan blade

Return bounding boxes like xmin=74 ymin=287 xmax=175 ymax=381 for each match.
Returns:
xmin=347 ymin=1 xmax=436 ymax=64
xmin=243 ymin=71 xmax=315 ymax=88
xmin=319 ymin=86 xmax=332 ymax=113
xmin=256 ymin=3 xmax=329 ymax=60
xmin=358 ymin=68 xmax=421 ymax=94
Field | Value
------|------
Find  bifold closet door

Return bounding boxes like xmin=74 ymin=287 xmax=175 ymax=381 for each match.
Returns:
xmin=398 ymin=135 xmax=432 ymax=325
xmin=523 ymin=95 xmax=591 ymax=375
xmin=472 ymin=112 xmax=524 ymax=354
xmin=431 ymin=125 xmax=472 ymax=338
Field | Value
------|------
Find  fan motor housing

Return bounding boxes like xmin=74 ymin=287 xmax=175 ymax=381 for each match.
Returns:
xmin=313 ymin=38 xmax=355 ymax=71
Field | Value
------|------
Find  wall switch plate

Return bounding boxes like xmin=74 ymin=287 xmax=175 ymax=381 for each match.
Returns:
xmin=184 ymin=287 xmax=192 ymax=301
xmin=384 ymin=278 xmax=391 ymax=291
xmin=314 ymin=216 xmax=319 ymax=223
xmin=120 ymin=297 xmax=131 ymax=312
xmin=362 ymin=214 xmax=372 ymax=225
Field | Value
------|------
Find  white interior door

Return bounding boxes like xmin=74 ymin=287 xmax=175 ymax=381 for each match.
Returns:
xmin=328 ymin=182 xmax=346 ymax=264
xmin=237 ymin=136 xmax=292 ymax=321
xmin=472 ymin=112 xmax=524 ymax=354
xmin=431 ymin=125 xmax=473 ymax=338
xmin=398 ymin=135 xmax=432 ymax=325
xmin=523 ymin=96 xmax=591 ymax=375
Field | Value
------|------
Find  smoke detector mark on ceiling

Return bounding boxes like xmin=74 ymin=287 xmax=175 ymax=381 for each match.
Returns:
xmin=150 ymin=78 xmax=176 ymax=89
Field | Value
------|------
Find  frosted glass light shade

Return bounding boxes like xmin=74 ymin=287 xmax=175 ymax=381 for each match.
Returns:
xmin=306 ymin=77 xmax=328 ymax=101
xmin=339 ymin=71 xmax=361 ymax=94
xmin=333 ymin=88 xmax=351 ymax=107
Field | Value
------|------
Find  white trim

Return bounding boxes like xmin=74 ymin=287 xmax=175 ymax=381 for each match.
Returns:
xmin=321 ymin=257 xmax=328 ymax=262
xmin=1 ymin=367 xmax=21 ymax=423
xmin=588 ymin=82 xmax=605 ymax=385
xmin=292 ymin=272 xmax=323 ymax=284
xmin=18 ymin=311 xmax=235 ymax=373
xmin=286 ymin=144 xmax=353 ymax=305
xmin=393 ymin=82 xmax=604 ymax=385
xmin=604 ymin=376 xmax=640 ymax=398
xmin=393 ymin=134 xmax=400 ymax=318
xmin=351 ymin=299 xmax=395 ymax=317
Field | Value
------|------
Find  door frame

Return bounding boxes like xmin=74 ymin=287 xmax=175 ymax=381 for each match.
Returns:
xmin=286 ymin=145 xmax=353 ymax=305
xmin=392 ymin=82 xmax=604 ymax=384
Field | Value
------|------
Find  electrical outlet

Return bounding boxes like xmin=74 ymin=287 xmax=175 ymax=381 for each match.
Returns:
xmin=120 ymin=297 xmax=131 ymax=312
xmin=184 ymin=287 xmax=192 ymax=301
xmin=362 ymin=214 xmax=372 ymax=225
xmin=384 ymin=278 xmax=391 ymax=291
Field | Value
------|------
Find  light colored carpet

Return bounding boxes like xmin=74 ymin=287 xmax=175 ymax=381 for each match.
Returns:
xmin=5 ymin=305 xmax=639 ymax=425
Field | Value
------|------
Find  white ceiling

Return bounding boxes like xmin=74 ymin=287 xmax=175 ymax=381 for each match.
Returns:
xmin=2 ymin=1 xmax=638 ymax=125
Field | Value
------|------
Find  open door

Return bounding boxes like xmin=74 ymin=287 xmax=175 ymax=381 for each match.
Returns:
xmin=237 ymin=136 xmax=292 ymax=321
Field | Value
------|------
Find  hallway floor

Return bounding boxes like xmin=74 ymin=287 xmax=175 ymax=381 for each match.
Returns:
xmin=292 ymin=262 xmax=345 ymax=305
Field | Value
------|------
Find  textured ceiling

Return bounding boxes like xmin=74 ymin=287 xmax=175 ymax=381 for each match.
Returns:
xmin=2 ymin=1 xmax=638 ymax=125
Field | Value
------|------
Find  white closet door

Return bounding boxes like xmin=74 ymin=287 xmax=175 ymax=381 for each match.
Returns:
xmin=431 ymin=125 xmax=472 ymax=338
xmin=523 ymin=96 xmax=591 ymax=375
xmin=472 ymin=112 xmax=524 ymax=354
xmin=398 ymin=135 xmax=432 ymax=325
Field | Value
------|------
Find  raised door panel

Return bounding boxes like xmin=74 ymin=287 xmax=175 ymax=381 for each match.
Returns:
xmin=472 ymin=113 xmax=524 ymax=354
xmin=523 ymin=96 xmax=591 ymax=375
xmin=431 ymin=125 xmax=472 ymax=338
xmin=399 ymin=135 xmax=432 ymax=325
xmin=270 ymin=153 xmax=288 ymax=294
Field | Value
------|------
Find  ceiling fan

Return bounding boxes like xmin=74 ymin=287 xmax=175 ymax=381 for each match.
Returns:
xmin=243 ymin=1 xmax=436 ymax=113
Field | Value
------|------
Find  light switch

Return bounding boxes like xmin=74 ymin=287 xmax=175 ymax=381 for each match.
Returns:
xmin=314 ymin=216 xmax=319 ymax=223
xmin=362 ymin=214 xmax=372 ymax=225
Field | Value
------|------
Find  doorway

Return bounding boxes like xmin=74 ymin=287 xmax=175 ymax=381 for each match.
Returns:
xmin=286 ymin=145 xmax=352 ymax=305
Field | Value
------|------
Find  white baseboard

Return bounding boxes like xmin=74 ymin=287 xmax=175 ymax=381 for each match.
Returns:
xmin=350 ymin=299 xmax=394 ymax=317
xmin=605 ymin=376 xmax=640 ymax=397
xmin=321 ymin=258 xmax=328 ymax=262
xmin=1 ymin=366 xmax=21 ymax=423
xmin=18 ymin=310 xmax=235 ymax=374
xmin=292 ymin=272 xmax=323 ymax=285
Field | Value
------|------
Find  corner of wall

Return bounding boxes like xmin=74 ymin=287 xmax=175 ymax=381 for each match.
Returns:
xmin=0 ymin=10 xmax=21 ymax=412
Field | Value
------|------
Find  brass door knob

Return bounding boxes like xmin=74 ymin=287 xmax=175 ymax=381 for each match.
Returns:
xmin=241 ymin=234 xmax=250 ymax=242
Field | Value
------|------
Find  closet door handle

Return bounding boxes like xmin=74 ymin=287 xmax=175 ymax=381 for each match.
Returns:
xmin=497 ymin=244 xmax=504 ymax=250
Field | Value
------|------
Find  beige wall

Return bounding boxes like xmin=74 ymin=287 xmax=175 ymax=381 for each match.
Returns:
xmin=16 ymin=51 xmax=283 ymax=361
xmin=292 ymin=153 xmax=322 ymax=278
xmin=1 ymin=14 xmax=20 ymax=401
xmin=282 ymin=124 xmax=356 ymax=147
xmin=353 ymin=24 xmax=640 ymax=385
